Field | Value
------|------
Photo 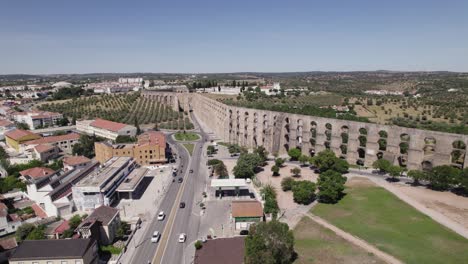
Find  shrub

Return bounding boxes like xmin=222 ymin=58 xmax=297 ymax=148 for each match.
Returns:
xmin=281 ymin=177 xmax=295 ymax=191
xmin=292 ymin=181 xmax=316 ymax=205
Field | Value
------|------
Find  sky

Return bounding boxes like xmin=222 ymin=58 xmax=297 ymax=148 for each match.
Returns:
xmin=1 ymin=0 xmax=467 ymax=74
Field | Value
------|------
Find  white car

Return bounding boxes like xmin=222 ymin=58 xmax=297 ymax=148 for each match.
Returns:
xmin=157 ymin=211 xmax=165 ymax=221
xmin=178 ymin=233 xmax=186 ymax=243
xmin=151 ymin=231 xmax=160 ymax=243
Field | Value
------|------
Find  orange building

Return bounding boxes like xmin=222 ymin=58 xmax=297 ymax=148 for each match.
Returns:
xmin=95 ymin=131 xmax=166 ymax=165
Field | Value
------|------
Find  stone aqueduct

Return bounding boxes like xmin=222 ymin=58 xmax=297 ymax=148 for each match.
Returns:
xmin=142 ymin=91 xmax=468 ymax=171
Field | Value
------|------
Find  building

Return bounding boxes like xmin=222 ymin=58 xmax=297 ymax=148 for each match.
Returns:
xmin=19 ymin=167 xmax=56 ymax=182
xmin=11 ymin=111 xmax=63 ymax=130
xmin=76 ymin=118 xmax=137 ymax=140
xmin=95 ymin=131 xmax=166 ymax=165
xmin=211 ymin=179 xmax=249 ymax=197
xmin=0 ymin=119 xmax=15 ymax=140
xmin=194 ymin=237 xmax=245 ymax=264
xmin=76 ymin=205 xmax=120 ymax=245
xmin=0 ymin=202 xmax=21 ymax=237
xmin=8 ymin=238 xmax=98 ymax=264
xmin=4 ymin=129 xmax=41 ymax=151
xmin=231 ymin=200 xmax=263 ymax=230
xmin=51 ymin=81 xmax=73 ymax=88
xmin=118 ymin=77 xmax=143 ymax=84
xmin=26 ymin=162 xmax=100 ymax=217
xmin=63 ymin=156 xmax=92 ymax=172
xmin=72 ymin=157 xmax=137 ymax=211
xmin=0 ymin=237 xmax=17 ymax=264
xmin=22 ymin=132 xmax=81 ymax=154
xmin=32 ymin=144 xmax=60 ymax=162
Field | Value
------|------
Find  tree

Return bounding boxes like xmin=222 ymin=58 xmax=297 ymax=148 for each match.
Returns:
xmin=271 ymin=165 xmax=280 ymax=176
xmin=287 ymin=148 xmax=302 ymax=161
xmin=261 ymin=185 xmax=279 ymax=217
xmin=195 ymin=240 xmax=203 ymax=250
xmin=16 ymin=122 xmax=30 ymax=130
xmin=310 ymin=150 xmax=348 ymax=173
xmin=292 ymin=181 xmax=316 ymax=205
xmin=245 ymin=221 xmax=295 ymax=264
xmin=233 ymin=153 xmax=263 ymax=179
xmin=317 ymin=170 xmax=347 ymax=203
xmin=254 ymin=146 xmax=269 ymax=164
xmin=115 ymin=135 xmax=136 ymax=143
xmin=281 ymin=177 xmax=295 ymax=191
xmin=207 ymin=145 xmax=216 ymax=156
xmin=26 ymin=225 xmax=46 ymax=240
xmin=458 ymin=168 xmax=468 ymax=194
xmin=72 ymin=135 xmax=103 ymax=158
xmin=0 ymin=145 xmax=8 ymax=160
xmin=134 ymin=117 xmax=141 ymax=135
xmin=387 ymin=165 xmax=403 ymax=181
xmin=407 ymin=170 xmax=426 ymax=185
xmin=290 ymin=167 xmax=301 ymax=177
xmin=372 ymin=159 xmax=392 ymax=173
xmin=428 ymin=165 xmax=460 ymax=190
xmin=116 ymin=221 xmax=129 ymax=239
xmin=275 ymin=158 xmax=285 ymax=167
xmin=298 ymin=155 xmax=309 ymax=166
xmin=214 ymin=162 xmax=228 ymax=178
xmin=68 ymin=214 xmax=83 ymax=230
xmin=16 ymin=223 xmax=35 ymax=242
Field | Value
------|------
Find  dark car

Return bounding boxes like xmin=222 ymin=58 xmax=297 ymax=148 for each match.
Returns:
xmin=189 ymin=169 xmax=194 ymax=173
xmin=179 ymin=202 xmax=186 ymax=208
xmin=178 ymin=178 xmax=183 ymax=183
xmin=240 ymin=230 xmax=249 ymax=236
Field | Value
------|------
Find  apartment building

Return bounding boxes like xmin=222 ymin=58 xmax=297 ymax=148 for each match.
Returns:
xmin=76 ymin=118 xmax=137 ymax=140
xmin=72 ymin=157 xmax=137 ymax=211
xmin=11 ymin=110 xmax=63 ymax=130
xmin=94 ymin=131 xmax=166 ymax=165
xmin=22 ymin=132 xmax=81 ymax=154
xmin=63 ymin=156 xmax=92 ymax=172
xmin=4 ymin=129 xmax=41 ymax=151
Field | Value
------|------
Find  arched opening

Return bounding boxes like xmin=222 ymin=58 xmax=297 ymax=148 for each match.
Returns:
xmin=379 ymin=130 xmax=388 ymax=138
xmin=423 ymin=145 xmax=435 ymax=156
xmin=376 ymin=152 xmax=384 ymax=159
xmin=357 ymin=148 xmax=366 ymax=159
xmin=400 ymin=133 xmax=410 ymax=142
xmin=341 ymin=126 xmax=349 ymax=133
xmin=398 ymin=156 xmax=407 ymax=167
xmin=341 ymin=132 xmax=349 ymax=144
xmin=424 ymin=137 xmax=436 ymax=145
xmin=358 ymin=135 xmax=367 ymax=147
xmin=340 ymin=144 xmax=347 ymax=155
xmin=325 ymin=123 xmax=332 ymax=130
xmin=421 ymin=161 xmax=433 ymax=171
xmin=451 ymin=140 xmax=465 ymax=168
xmin=378 ymin=139 xmax=387 ymax=151
xmin=359 ymin=127 xmax=368 ymax=135
xmin=325 ymin=130 xmax=332 ymax=141
xmin=399 ymin=142 xmax=409 ymax=154
xmin=324 ymin=141 xmax=331 ymax=149
xmin=284 ymin=143 xmax=290 ymax=152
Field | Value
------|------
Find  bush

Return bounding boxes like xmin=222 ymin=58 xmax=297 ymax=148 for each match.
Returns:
xmin=195 ymin=240 xmax=203 ymax=250
xmin=281 ymin=177 xmax=295 ymax=191
xmin=271 ymin=165 xmax=280 ymax=176
xmin=288 ymin=148 xmax=302 ymax=161
xmin=292 ymin=181 xmax=316 ymax=205
xmin=317 ymin=170 xmax=347 ymax=204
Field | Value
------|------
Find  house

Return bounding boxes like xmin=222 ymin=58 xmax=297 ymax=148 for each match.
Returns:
xmin=231 ymin=200 xmax=264 ymax=230
xmin=19 ymin=167 xmax=56 ymax=182
xmin=0 ymin=202 xmax=21 ymax=237
xmin=95 ymin=131 xmax=166 ymax=165
xmin=44 ymin=220 xmax=70 ymax=239
xmin=76 ymin=205 xmax=121 ymax=245
xmin=22 ymin=132 xmax=81 ymax=154
xmin=0 ymin=237 xmax=17 ymax=264
xmin=8 ymin=238 xmax=98 ymax=264
xmin=63 ymin=156 xmax=92 ymax=172
xmin=32 ymin=144 xmax=59 ymax=162
xmin=194 ymin=237 xmax=245 ymax=264
xmin=76 ymin=118 xmax=137 ymax=140
xmin=0 ymin=119 xmax=15 ymax=140
xmin=4 ymin=129 xmax=41 ymax=151
xmin=11 ymin=111 xmax=63 ymax=130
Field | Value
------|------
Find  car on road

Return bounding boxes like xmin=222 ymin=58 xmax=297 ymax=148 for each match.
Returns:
xmin=178 ymin=178 xmax=183 ymax=183
xmin=151 ymin=231 xmax=160 ymax=243
xmin=157 ymin=211 xmax=165 ymax=221
xmin=189 ymin=169 xmax=194 ymax=173
xmin=179 ymin=202 xmax=186 ymax=208
xmin=178 ymin=233 xmax=186 ymax=243
xmin=240 ymin=230 xmax=249 ymax=236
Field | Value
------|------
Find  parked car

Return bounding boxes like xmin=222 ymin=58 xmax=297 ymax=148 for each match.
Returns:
xmin=179 ymin=202 xmax=186 ymax=208
xmin=178 ymin=178 xmax=183 ymax=183
xmin=151 ymin=231 xmax=160 ymax=243
xmin=178 ymin=233 xmax=186 ymax=243
xmin=240 ymin=230 xmax=249 ymax=236
xmin=157 ymin=211 xmax=165 ymax=221
xmin=189 ymin=169 xmax=194 ymax=173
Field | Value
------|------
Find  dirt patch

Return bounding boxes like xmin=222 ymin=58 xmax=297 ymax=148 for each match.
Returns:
xmin=346 ymin=177 xmax=377 ymax=188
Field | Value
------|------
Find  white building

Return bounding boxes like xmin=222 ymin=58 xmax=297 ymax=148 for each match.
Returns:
xmin=0 ymin=202 xmax=21 ymax=236
xmin=118 ymin=77 xmax=143 ymax=84
xmin=76 ymin=118 xmax=137 ymax=140
xmin=72 ymin=157 xmax=137 ymax=212
xmin=12 ymin=111 xmax=63 ymax=130
xmin=0 ymin=119 xmax=15 ymax=140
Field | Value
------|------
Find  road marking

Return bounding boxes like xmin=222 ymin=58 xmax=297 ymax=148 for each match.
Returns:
xmin=153 ymin=143 xmax=194 ymax=264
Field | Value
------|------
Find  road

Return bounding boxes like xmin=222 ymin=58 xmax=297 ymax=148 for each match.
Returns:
xmin=130 ymin=114 xmax=208 ymax=264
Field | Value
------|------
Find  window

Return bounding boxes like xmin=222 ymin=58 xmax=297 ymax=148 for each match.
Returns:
xmin=61 ymin=261 xmax=68 ymax=264
xmin=75 ymin=261 xmax=82 ymax=264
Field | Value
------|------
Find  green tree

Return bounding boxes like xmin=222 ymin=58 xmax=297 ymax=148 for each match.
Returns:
xmin=228 ymin=144 xmax=241 ymax=154
xmin=388 ymin=165 xmax=403 ymax=181
xmin=275 ymin=158 xmax=285 ymax=167
xmin=254 ymin=146 xmax=269 ymax=164
xmin=134 ymin=117 xmax=141 ymax=135
xmin=68 ymin=214 xmax=83 ymax=230
xmin=207 ymin=145 xmax=216 ymax=156
xmin=287 ymin=148 xmax=302 ymax=161
xmin=214 ymin=162 xmax=228 ymax=178
xmin=16 ymin=223 xmax=36 ymax=242
xmin=317 ymin=170 xmax=347 ymax=203
xmin=428 ymin=165 xmax=460 ymax=190
xmin=372 ymin=159 xmax=392 ymax=173
xmin=290 ymin=167 xmax=301 ymax=177
xmin=281 ymin=177 xmax=295 ymax=191
xmin=458 ymin=168 xmax=468 ymax=193
xmin=16 ymin=122 xmax=30 ymax=130
xmin=261 ymin=185 xmax=279 ymax=217
xmin=195 ymin=240 xmax=203 ymax=250
xmin=0 ymin=145 xmax=8 ymax=160
xmin=271 ymin=165 xmax=280 ymax=176
xmin=116 ymin=221 xmax=129 ymax=239
xmin=407 ymin=170 xmax=426 ymax=185
xmin=292 ymin=181 xmax=316 ymax=205
xmin=115 ymin=135 xmax=137 ymax=143
xmin=245 ymin=221 xmax=295 ymax=264
xmin=72 ymin=135 xmax=103 ymax=158
xmin=298 ymin=155 xmax=309 ymax=166
xmin=310 ymin=150 xmax=348 ymax=173
xmin=233 ymin=153 xmax=263 ymax=179
xmin=26 ymin=225 xmax=46 ymax=240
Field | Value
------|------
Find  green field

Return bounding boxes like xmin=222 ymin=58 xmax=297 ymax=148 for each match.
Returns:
xmin=312 ymin=179 xmax=468 ymax=264
xmin=294 ymin=216 xmax=384 ymax=264
xmin=174 ymin=132 xmax=200 ymax=141
xmin=183 ymin=144 xmax=194 ymax=155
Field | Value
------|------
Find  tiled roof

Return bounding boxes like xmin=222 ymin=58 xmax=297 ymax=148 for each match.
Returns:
xmin=0 ymin=119 xmax=14 ymax=127
xmin=63 ymin=155 xmax=91 ymax=166
xmin=0 ymin=237 xmax=18 ymax=250
xmin=231 ymin=201 xmax=263 ymax=218
xmin=25 ymin=133 xmax=80 ymax=145
xmin=138 ymin=131 xmax=166 ymax=147
xmin=9 ymin=239 xmax=96 ymax=261
xmin=19 ymin=167 xmax=55 ymax=180
xmin=5 ymin=129 xmax=40 ymax=141
xmin=54 ymin=220 xmax=70 ymax=234
xmin=34 ymin=144 xmax=56 ymax=153
xmin=90 ymin=118 xmax=128 ymax=132
xmin=195 ymin=237 xmax=245 ymax=264
xmin=81 ymin=205 xmax=119 ymax=226
xmin=31 ymin=203 xmax=48 ymax=218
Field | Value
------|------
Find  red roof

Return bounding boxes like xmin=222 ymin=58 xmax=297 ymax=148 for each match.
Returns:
xmin=54 ymin=220 xmax=70 ymax=234
xmin=5 ymin=129 xmax=40 ymax=141
xmin=63 ymin=155 xmax=91 ymax=166
xmin=25 ymin=133 xmax=80 ymax=145
xmin=0 ymin=119 xmax=14 ymax=127
xmin=19 ymin=167 xmax=55 ymax=180
xmin=90 ymin=118 xmax=128 ymax=132
xmin=0 ymin=237 xmax=18 ymax=250
xmin=31 ymin=203 xmax=48 ymax=218
xmin=137 ymin=131 xmax=166 ymax=147
xmin=34 ymin=144 xmax=56 ymax=153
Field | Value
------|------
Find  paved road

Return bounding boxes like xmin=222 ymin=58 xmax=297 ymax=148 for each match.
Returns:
xmin=130 ymin=113 xmax=208 ymax=264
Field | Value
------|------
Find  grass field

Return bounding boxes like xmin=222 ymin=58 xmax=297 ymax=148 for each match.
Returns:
xmin=294 ymin=216 xmax=385 ymax=264
xmin=174 ymin=132 xmax=200 ymax=141
xmin=312 ymin=178 xmax=468 ymax=264
xmin=183 ymin=144 xmax=194 ymax=155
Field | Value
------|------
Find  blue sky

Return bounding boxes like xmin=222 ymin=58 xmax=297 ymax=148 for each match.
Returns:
xmin=1 ymin=0 xmax=467 ymax=74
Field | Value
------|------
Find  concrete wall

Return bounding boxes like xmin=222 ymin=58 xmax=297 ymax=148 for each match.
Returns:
xmin=142 ymin=91 xmax=468 ymax=170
